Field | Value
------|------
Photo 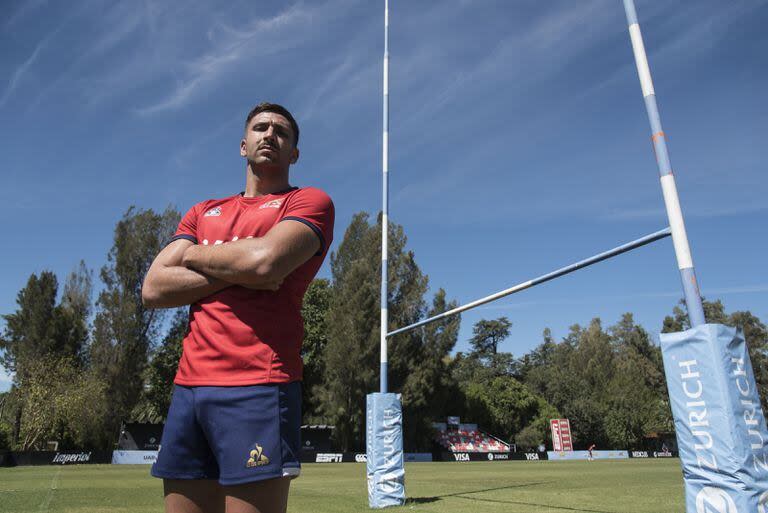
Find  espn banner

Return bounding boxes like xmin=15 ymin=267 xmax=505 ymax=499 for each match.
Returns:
xmin=366 ymin=393 xmax=405 ymax=509
xmin=661 ymin=324 xmax=768 ymax=512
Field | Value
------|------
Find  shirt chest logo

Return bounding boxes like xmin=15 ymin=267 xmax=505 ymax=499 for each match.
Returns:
xmin=204 ymin=207 xmax=222 ymax=217
xmin=259 ymin=199 xmax=284 ymax=209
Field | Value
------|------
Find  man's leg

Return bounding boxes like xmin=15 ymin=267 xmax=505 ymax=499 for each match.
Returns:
xmin=224 ymin=477 xmax=291 ymax=513
xmin=164 ymin=479 xmax=224 ymax=513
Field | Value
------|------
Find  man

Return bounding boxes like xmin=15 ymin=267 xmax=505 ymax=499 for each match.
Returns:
xmin=142 ymin=102 xmax=334 ymax=513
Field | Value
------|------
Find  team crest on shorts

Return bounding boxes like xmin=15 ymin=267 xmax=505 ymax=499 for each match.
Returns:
xmin=204 ymin=207 xmax=222 ymax=217
xmin=246 ymin=444 xmax=270 ymax=468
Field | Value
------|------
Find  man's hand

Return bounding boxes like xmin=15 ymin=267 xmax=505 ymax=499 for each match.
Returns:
xmin=142 ymin=239 xmax=231 ymax=309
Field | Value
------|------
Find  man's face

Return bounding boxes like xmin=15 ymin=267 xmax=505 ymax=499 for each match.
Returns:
xmin=240 ymin=111 xmax=299 ymax=170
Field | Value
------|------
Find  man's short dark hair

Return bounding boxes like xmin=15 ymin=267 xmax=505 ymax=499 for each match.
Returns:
xmin=244 ymin=102 xmax=300 ymax=145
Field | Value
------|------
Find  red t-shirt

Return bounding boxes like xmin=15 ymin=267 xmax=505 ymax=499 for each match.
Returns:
xmin=170 ymin=187 xmax=334 ymax=386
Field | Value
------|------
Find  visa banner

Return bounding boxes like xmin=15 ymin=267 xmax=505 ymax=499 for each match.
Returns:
xmin=366 ymin=393 xmax=405 ymax=508
xmin=661 ymin=324 xmax=768 ymax=512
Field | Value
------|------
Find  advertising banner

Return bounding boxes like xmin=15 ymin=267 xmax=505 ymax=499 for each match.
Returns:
xmin=8 ymin=451 xmax=112 ymax=466
xmin=547 ymin=450 xmax=628 ymax=461
xmin=111 ymin=450 xmax=159 ymax=464
xmin=550 ymin=419 xmax=573 ymax=451
xmin=435 ymin=452 xmax=547 ymax=462
xmin=661 ymin=324 xmax=768 ymax=512
xmin=404 ymin=453 xmax=433 ymax=462
xmin=628 ymin=450 xmax=678 ymax=459
xmin=366 ymin=393 xmax=405 ymax=508
xmin=299 ymin=451 xmax=433 ymax=463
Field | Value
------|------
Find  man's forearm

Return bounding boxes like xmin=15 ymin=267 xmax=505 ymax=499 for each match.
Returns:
xmin=142 ymin=265 xmax=230 ymax=309
xmin=182 ymin=239 xmax=278 ymax=287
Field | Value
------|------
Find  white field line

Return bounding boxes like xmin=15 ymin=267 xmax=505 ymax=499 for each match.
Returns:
xmin=37 ymin=466 xmax=61 ymax=513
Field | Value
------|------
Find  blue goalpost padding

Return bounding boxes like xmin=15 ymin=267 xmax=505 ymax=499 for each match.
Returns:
xmin=366 ymin=393 xmax=405 ymax=508
xmin=661 ymin=324 xmax=768 ymax=512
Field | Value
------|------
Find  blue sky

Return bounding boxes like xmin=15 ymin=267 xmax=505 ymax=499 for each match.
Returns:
xmin=1 ymin=0 xmax=766 ymax=392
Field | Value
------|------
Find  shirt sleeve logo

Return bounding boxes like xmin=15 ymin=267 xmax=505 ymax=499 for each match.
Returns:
xmin=259 ymin=199 xmax=284 ymax=209
xmin=246 ymin=444 xmax=270 ymax=468
xmin=204 ymin=207 xmax=222 ymax=217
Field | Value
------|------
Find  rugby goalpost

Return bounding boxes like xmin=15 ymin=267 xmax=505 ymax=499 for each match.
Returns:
xmin=365 ymin=1 xmax=768 ymax=511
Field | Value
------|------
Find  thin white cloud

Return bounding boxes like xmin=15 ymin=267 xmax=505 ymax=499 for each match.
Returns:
xmin=581 ymin=1 xmax=768 ymax=101
xmin=0 ymin=33 xmax=53 ymax=108
xmin=137 ymin=2 xmax=331 ymax=116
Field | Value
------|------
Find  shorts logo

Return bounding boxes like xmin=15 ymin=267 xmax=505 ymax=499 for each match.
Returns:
xmin=246 ymin=444 xmax=270 ymax=468
xmin=259 ymin=199 xmax=284 ymax=209
xmin=204 ymin=207 xmax=222 ymax=217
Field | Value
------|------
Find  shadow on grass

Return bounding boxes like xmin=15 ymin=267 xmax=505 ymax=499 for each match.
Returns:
xmin=452 ymin=495 xmax=623 ymax=513
xmin=408 ymin=481 xmax=622 ymax=513
xmin=406 ymin=481 xmax=551 ymax=505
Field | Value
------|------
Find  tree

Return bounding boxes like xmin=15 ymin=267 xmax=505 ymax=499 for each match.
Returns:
xmin=317 ymin=212 xmax=457 ymax=451
xmin=464 ymin=376 xmax=542 ymax=441
xmin=1 ymin=272 xmax=59 ymax=384
xmin=90 ymin=206 xmax=180 ymax=436
xmin=15 ymin=357 xmax=107 ymax=450
xmin=662 ymin=297 xmax=728 ymax=332
xmin=470 ymin=317 xmax=512 ymax=357
xmin=55 ymin=261 xmax=93 ymax=367
xmin=318 ymin=213 xmax=379 ymax=451
xmin=729 ymin=310 xmax=768 ymax=412
xmin=0 ymin=265 xmax=93 ymax=447
xmin=398 ymin=289 xmax=460 ymax=450
xmin=135 ymin=308 xmax=188 ymax=423
xmin=301 ymin=279 xmax=331 ymax=422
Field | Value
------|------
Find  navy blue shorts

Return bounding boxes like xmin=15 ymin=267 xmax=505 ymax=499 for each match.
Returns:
xmin=151 ymin=382 xmax=301 ymax=486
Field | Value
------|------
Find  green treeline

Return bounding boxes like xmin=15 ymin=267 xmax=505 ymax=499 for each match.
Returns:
xmin=1 ymin=208 xmax=766 ymax=452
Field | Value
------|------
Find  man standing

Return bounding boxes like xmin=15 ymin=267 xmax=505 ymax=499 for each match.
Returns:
xmin=142 ymin=102 xmax=334 ymax=513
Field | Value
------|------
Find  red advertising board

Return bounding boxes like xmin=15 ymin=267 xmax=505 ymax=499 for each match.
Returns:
xmin=550 ymin=419 xmax=573 ymax=451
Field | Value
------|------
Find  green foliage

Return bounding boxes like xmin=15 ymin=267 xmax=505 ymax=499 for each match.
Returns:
xmin=453 ymin=317 xmax=558 ymax=448
xmin=470 ymin=317 xmax=512 ymax=357
xmin=1 ymin=272 xmax=60 ymax=382
xmin=317 ymin=212 xmax=458 ymax=451
xmin=522 ymin=316 xmax=669 ymax=449
xmin=15 ymin=357 xmax=107 ymax=450
xmin=301 ymin=279 xmax=331 ymax=422
xmin=90 ymin=206 xmax=180 ymax=431
xmin=133 ymin=309 xmax=188 ymax=423
xmin=0 ymin=264 xmax=94 ymax=448
xmin=2 ymin=204 xmax=766 ymax=455
xmin=399 ymin=289 xmax=461 ymax=450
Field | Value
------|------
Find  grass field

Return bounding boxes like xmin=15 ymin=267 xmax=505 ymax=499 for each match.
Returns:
xmin=0 ymin=460 xmax=685 ymax=513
